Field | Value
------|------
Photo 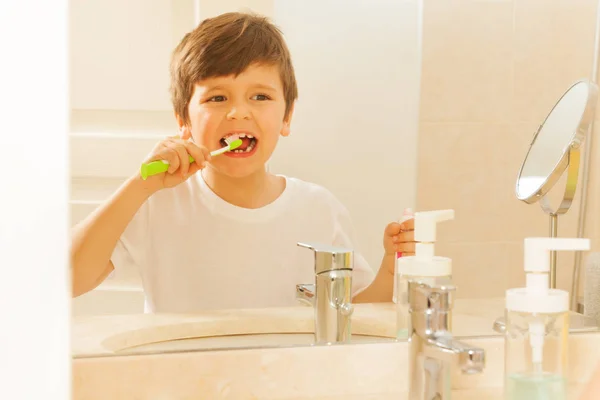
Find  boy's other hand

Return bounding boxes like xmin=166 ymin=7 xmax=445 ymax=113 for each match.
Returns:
xmin=383 ymin=218 xmax=415 ymax=271
xmin=138 ymin=135 xmax=212 ymax=192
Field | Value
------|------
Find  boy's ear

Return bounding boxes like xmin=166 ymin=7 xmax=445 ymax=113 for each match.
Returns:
xmin=175 ymin=113 xmax=192 ymax=140
xmin=281 ymin=102 xmax=295 ymax=137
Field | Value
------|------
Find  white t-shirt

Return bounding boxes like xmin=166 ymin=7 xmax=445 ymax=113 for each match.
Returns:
xmin=110 ymin=174 xmax=375 ymax=313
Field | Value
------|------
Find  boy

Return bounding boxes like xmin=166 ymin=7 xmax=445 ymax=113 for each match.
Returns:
xmin=70 ymin=12 xmax=414 ymax=312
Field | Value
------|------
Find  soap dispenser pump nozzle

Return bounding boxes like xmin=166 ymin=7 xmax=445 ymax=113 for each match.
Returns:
xmin=413 ymin=209 xmax=454 ymax=259
xmin=507 ymin=237 xmax=590 ymax=314
xmin=397 ymin=209 xmax=454 ymax=278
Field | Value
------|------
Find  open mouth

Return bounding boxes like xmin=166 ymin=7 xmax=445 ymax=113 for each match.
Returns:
xmin=220 ymin=133 xmax=257 ymax=154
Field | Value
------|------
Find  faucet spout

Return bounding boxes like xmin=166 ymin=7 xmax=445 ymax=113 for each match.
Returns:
xmin=422 ymin=334 xmax=485 ymax=374
xmin=296 ymin=284 xmax=315 ymax=306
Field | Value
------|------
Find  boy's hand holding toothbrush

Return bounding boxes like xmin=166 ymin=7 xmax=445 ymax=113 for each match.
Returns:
xmin=138 ymin=134 xmax=212 ymax=193
xmin=136 ymin=131 xmax=242 ymax=193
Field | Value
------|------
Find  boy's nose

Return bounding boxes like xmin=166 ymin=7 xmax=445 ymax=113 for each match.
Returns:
xmin=226 ymin=104 xmax=251 ymax=120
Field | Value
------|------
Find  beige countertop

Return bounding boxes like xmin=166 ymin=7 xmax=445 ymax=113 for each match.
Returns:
xmin=73 ymin=332 xmax=600 ymax=399
xmin=280 ymin=386 xmax=586 ymax=399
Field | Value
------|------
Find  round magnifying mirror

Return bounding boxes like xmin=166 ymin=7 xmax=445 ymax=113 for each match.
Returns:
xmin=516 ymin=80 xmax=597 ymax=206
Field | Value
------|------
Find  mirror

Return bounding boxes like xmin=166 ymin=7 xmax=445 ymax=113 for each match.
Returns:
xmin=69 ymin=0 xmax=600 ymax=360
xmin=516 ymin=79 xmax=597 ymax=206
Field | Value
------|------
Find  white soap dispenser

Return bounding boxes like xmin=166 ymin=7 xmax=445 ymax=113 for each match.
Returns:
xmin=505 ymin=237 xmax=590 ymax=400
xmin=395 ymin=209 xmax=454 ymax=339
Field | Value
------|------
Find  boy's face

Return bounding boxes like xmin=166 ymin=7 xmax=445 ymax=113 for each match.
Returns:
xmin=178 ymin=63 xmax=293 ymax=178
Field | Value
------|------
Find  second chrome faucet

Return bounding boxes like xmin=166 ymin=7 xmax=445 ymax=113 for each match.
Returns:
xmin=407 ymin=277 xmax=485 ymax=400
xmin=296 ymin=242 xmax=354 ymax=345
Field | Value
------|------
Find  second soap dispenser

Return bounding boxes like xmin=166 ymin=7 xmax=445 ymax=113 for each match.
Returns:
xmin=504 ymin=237 xmax=590 ymax=400
xmin=395 ymin=209 xmax=454 ymax=339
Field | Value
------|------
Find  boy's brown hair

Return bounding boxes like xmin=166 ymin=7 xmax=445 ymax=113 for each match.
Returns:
xmin=170 ymin=12 xmax=298 ymax=125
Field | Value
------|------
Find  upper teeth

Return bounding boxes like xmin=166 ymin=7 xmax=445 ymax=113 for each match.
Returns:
xmin=225 ymin=133 xmax=254 ymax=140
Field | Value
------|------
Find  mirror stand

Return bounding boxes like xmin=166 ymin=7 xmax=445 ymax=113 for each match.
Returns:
xmin=539 ymin=144 xmax=580 ymax=291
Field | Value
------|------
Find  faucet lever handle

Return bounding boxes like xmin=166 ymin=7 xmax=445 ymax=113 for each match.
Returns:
xmin=297 ymin=242 xmax=353 ymax=274
xmin=408 ymin=277 xmax=456 ymax=313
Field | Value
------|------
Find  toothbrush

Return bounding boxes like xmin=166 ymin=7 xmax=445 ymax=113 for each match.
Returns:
xmin=140 ymin=136 xmax=243 ymax=180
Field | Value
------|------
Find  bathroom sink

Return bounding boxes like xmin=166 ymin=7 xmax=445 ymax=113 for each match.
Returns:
xmin=74 ymin=305 xmax=399 ymax=358
xmin=117 ymin=332 xmax=391 ymax=355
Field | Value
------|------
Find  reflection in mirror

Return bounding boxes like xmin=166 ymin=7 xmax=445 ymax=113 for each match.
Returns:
xmin=69 ymin=0 xmax=423 ymax=358
xmin=70 ymin=1 xmax=600 ymax=361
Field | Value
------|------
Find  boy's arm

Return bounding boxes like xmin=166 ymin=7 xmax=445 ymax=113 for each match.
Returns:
xmin=70 ymin=177 xmax=151 ymax=297
xmin=353 ymin=220 xmax=414 ymax=303
xmin=71 ymin=135 xmax=211 ymax=297
xmin=352 ymin=254 xmax=394 ymax=303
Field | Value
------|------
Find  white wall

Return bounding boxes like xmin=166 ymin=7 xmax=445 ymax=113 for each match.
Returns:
xmin=70 ymin=0 xmax=422 ymax=315
xmin=197 ymin=0 xmax=275 ymax=21
xmin=70 ymin=0 xmax=195 ymax=110
xmin=1 ymin=0 xmax=70 ymax=397
xmin=270 ymin=0 xmax=422 ymax=270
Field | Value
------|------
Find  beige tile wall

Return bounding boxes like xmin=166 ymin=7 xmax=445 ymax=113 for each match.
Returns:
xmin=583 ymin=89 xmax=600 ymax=287
xmin=586 ymin=136 xmax=600 ymax=251
xmin=417 ymin=0 xmax=599 ymax=299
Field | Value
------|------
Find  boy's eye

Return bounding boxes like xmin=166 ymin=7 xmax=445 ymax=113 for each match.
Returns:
xmin=252 ymin=94 xmax=271 ymax=101
xmin=208 ymin=95 xmax=226 ymax=102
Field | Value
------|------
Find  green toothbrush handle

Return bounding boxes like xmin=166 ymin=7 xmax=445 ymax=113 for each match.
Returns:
xmin=140 ymin=155 xmax=195 ymax=180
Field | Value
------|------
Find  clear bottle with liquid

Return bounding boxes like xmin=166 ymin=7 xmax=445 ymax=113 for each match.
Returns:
xmin=504 ymin=237 xmax=590 ymax=400
xmin=505 ymin=310 xmax=568 ymax=400
xmin=395 ymin=209 xmax=454 ymax=339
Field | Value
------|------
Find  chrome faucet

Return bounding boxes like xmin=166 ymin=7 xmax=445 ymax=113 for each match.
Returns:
xmin=296 ymin=242 xmax=354 ymax=345
xmin=408 ymin=278 xmax=485 ymax=400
